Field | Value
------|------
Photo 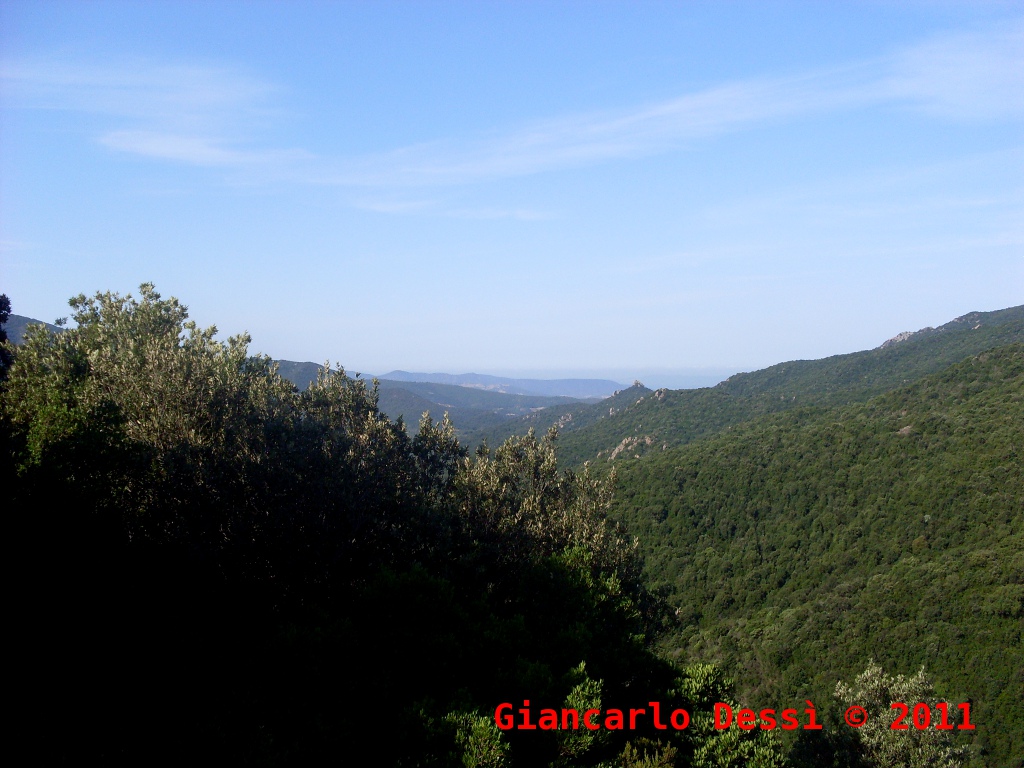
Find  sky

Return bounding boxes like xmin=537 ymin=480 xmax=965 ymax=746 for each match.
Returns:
xmin=1 ymin=1 xmax=1022 ymax=387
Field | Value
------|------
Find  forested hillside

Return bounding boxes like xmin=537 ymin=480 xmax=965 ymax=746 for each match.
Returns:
xmin=611 ymin=345 xmax=1024 ymax=765
xmin=479 ymin=306 xmax=1024 ymax=467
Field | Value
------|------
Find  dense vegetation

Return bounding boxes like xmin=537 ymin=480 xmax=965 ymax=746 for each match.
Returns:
xmin=5 ymin=286 xmax=1016 ymax=766
xmin=4 ymin=286 xmax=789 ymax=767
xmin=611 ymin=345 xmax=1024 ymax=765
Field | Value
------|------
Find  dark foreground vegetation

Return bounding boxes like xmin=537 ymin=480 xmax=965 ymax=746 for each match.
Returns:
xmin=3 ymin=287 xmax=781 ymax=766
xmin=2 ymin=287 xmax=1010 ymax=766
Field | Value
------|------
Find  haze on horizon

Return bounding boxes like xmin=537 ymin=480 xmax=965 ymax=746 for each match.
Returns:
xmin=2 ymin=2 xmax=1021 ymax=383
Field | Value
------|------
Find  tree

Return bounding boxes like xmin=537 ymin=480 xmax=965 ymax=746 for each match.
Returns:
xmin=834 ymin=661 xmax=970 ymax=768
xmin=0 ymin=293 xmax=12 ymax=378
xmin=3 ymin=282 xmax=803 ymax=766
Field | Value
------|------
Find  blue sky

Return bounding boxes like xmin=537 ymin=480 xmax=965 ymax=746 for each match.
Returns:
xmin=2 ymin=1 xmax=1021 ymax=386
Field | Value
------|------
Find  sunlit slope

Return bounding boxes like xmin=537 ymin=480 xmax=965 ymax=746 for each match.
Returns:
xmin=489 ymin=305 xmax=1024 ymax=467
xmin=715 ymin=305 xmax=1024 ymax=401
xmin=612 ymin=344 xmax=1024 ymax=764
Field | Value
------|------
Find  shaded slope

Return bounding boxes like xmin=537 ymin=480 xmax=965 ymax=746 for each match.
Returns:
xmin=380 ymin=378 xmax=578 ymax=413
xmin=5 ymin=314 xmax=64 ymax=344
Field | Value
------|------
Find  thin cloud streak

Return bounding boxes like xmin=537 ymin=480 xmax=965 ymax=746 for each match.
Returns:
xmin=2 ymin=58 xmax=309 ymax=170
xmin=319 ymin=67 xmax=883 ymax=187
xmin=4 ymin=22 xmax=1021 ymax=187
xmin=2 ymin=59 xmax=277 ymax=128
xmin=883 ymin=23 xmax=1024 ymax=122
xmin=354 ymin=198 xmax=554 ymax=220
xmin=99 ymin=130 xmax=312 ymax=168
xmin=316 ymin=23 xmax=1024 ymax=187
xmin=444 ymin=207 xmax=554 ymax=221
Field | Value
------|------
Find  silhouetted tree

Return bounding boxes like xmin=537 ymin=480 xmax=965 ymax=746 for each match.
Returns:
xmin=0 ymin=293 xmax=12 ymax=378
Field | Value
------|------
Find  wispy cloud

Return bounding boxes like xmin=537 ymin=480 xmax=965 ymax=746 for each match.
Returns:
xmin=321 ymin=70 xmax=875 ymax=187
xmin=98 ymin=130 xmax=311 ymax=168
xmin=882 ymin=23 xmax=1024 ymax=121
xmin=444 ymin=207 xmax=554 ymax=221
xmin=3 ymin=58 xmax=276 ymax=124
xmin=4 ymin=21 xmax=1021 ymax=186
xmin=354 ymin=197 xmax=554 ymax=220
xmin=2 ymin=58 xmax=308 ymax=168
xmin=353 ymin=199 xmax=439 ymax=215
xmin=326 ymin=23 xmax=1022 ymax=187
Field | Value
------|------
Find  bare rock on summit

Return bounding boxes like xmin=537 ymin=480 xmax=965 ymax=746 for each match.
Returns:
xmin=880 ymin=328 xmax=933 ymax=349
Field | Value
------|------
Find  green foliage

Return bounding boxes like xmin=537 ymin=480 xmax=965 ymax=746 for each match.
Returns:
xmin=445 ymin=711 xmax=511 ymax=768
xmin=555 ymin=663 xmax=612 ymax=764
xmin=479 ymin=305 xmax=1024 ymax=467
xmin=0 ymin=293 xmax=11 ymax=378
xmin=468 ymin=382 xmax=653 ymax=457
xmin=614 ymin=739 xmax=679 ymax=767
xmin=2 ymin=284 xmax=691 ymax=766
xmin=274 ymin=358 xmax=587 ymax=438
xmin=676 ymin=664 xmax=788 ymax=768
xmin=609 ymin=345 xmax=1024 ymax=765
xmin=834 ymin=662 xmax=969 ymax=768
xmin=453 ymin=428 xmax=639 ymax=586
xmin=12 ymin=284 xmax=1015 ymax=765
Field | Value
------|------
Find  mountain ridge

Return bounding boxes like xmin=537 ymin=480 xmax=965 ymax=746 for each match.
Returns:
xmin=373 ymin=369 xmax=622 ymax=399
xmin=474 ymin=304 xmax=1024 ymax=466
xmin=4 ymin=314 xmax=64 ymax=345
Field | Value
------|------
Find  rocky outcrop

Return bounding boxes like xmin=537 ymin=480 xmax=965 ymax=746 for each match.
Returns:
xmin=880 ymin=328 xmax=933 ymax=349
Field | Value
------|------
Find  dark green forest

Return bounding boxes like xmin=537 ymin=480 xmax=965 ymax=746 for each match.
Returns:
xmin=611 ymin=345 xmax=1023 ymax=765
xmin=3 ymin=287 xmax=1017 ymax=766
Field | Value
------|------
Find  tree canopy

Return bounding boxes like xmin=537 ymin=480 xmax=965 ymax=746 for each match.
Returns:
xmin=5 ymin=284 xmax=789 ymax=766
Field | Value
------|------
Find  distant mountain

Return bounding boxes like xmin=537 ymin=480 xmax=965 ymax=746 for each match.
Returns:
xmin=714 ymin=304 xmax=1024 ymax=402
xmin=478 ymin=304 xmax=1024 ymax=466
xmin=273 ymin=359 xmax=587 ymax=437
xmin=272 ymin=360 xmax=332 ymax=391
xmin=376 ymin=378 xmax=579 ymax=413
xmin=378 ymin=370 xmax=622 ymax=399
xmin=5 ymin=314 xmax=63 ymax=344
xmin=373 ymin=379 xmax=582 ymax=435
xmin=462 ymin=381 xmax=654 ymax=451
